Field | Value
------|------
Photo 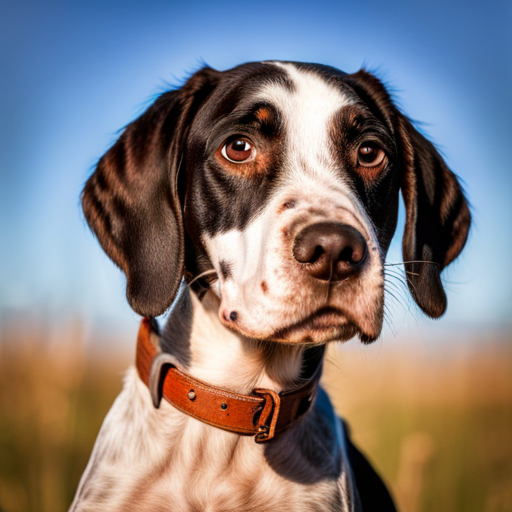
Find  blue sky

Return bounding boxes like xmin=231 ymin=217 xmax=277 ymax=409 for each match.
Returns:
xmin=1 ymin=0 xmax=511 ymax=339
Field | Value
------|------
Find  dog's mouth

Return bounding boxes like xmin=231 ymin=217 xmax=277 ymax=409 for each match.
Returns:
xmin=270 ymin=307 xmax=362 ymax=344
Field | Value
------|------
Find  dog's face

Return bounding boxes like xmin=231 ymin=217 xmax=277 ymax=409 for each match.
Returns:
xmin=83 ymin=61 xmax=470 ymax=344
xmin=185 ymin=63 xmax=398 ymax=343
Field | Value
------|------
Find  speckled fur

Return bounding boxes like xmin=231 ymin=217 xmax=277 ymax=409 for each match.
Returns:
xmin=70 ymin=290 xmax=359 ymax=512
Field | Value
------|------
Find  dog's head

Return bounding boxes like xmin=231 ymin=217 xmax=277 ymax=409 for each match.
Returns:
xmin=82 ymin=61 xmax=470 ymax=344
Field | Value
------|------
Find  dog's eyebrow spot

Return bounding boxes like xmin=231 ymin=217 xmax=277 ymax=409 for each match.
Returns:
xmin=255 ymin=107 xmax=272 ymax=122
xmin=261 ymin=281 xmax=268 ymax=293
xmin=219 ymin=260 xmax=232 ymax=280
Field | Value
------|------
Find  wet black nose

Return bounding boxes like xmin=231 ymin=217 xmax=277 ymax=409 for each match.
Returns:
xmin=292 ymin=222 xmax=368 ymax=281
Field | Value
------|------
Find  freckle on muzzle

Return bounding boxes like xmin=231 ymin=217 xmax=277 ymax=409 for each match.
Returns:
xmin=292 ymin=222 xmax=368 ymax=281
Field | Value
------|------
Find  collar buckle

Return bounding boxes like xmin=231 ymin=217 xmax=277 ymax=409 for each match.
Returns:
xmin=253 ymin=388 xmax=281 ymax=443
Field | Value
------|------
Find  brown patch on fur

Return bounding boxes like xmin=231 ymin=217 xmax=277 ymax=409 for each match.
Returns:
xmin=213 ymin=102 xmax=284 ymax=180
xmin=255 ymin=107 xmax=272 ymax=122
xmin=260 ymin=281 xmax=268 ymax=293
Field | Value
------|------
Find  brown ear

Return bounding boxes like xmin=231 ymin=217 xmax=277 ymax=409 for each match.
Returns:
xmin=82 ymin=67 xmax=220 ymax=317
xmin=399 ymin=117 xmax=471 ymax=318
xmin=348 ymin=69 xmax=471 ymax=319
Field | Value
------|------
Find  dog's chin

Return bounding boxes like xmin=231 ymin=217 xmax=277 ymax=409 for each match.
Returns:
xmin=266 ymin=307 xmax=377 ymax=345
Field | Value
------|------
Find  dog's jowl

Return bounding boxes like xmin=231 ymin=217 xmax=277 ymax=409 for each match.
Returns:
xmin=71 ymin=61 xmax=470 ymax=512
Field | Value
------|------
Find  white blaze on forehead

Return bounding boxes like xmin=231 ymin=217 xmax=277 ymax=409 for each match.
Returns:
xmin=263 ymin=63 xmax=377 ymax=241
xmin=264 ymin=62 xmax=354 ymax=183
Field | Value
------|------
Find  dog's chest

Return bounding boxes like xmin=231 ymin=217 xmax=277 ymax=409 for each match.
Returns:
xmin=133 ymin=436 xmax=350 ymax=512
xmin=72 ymin=369 xmax=355 ymax=512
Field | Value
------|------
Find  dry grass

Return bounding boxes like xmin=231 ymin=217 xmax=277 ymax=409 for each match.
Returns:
xmin=0 ymin=317 xmax=130 ymax=512
xmin=0 ymin=318 xmax=511 ymax=512
xmin=324 ymin=337 xmax=512 ymax=512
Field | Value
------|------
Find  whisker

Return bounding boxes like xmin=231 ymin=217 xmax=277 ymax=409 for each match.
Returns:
xmin=384 ymin=278 xmax=406 ymax=303
xmin=386 ymin=280 xmax=415 ymax=315
xmin=384 ymin=266 xmax=405 ymax=276
xmin=383 ymin=264 xmax=424 ymax=332
xmin=403 ymin=273 xmax=420 ymax=296
xmin=384 ymin=270 xmax=414 ymax=311
xmin=385 ymin=280 xmax=398 ymax=292
xmin=382 ymin=306 xmax=396 ymax=337
xmin=384 ymin=260 xmax=439 ymax=267
xmin=385 ymin=280 xmax=408 ymax=302
xmin=384 ymin=270 xmax=408 ymax=287
xmin=188 ymin=269 xmax=218 ymax=287
xmin=385 ymin=268 xmax=417 ymax=286
xmin=384 ymin=275 xmax=404 ymax=290
xmin=384 ymin=288 xmax=404 ymax=308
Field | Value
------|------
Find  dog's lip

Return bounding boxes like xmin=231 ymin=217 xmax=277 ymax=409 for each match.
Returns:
xmin=274 ymin=307 xmax=350 ymax=336
xmin=271 ymin=306 xmax=380 ymax=343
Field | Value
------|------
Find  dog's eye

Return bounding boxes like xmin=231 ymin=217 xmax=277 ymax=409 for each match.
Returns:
xmin=221 ymin=138 xmax=255 ymax=163
xmin=358 ymin=143 xmax=385 ymax=167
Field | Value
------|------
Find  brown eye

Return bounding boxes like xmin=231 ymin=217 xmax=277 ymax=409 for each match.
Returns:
xmin=358 ymin=143 xmax=385 ymax=167
xmin=222 ymin=138 xmax=255 ymax=163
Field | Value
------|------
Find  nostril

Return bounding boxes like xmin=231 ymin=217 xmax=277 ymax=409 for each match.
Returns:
xmin=293 ymin=239 xmax=325 ymax=264
xmin=338 ymin=244 xmax=366 ymax=265
xmin=350 ymin=244 xmax=366 ymax=264
xmin=338 ymin=246 xmax=353 ymax=263
xmin=311 ymin=245 xmax=324 ymax=264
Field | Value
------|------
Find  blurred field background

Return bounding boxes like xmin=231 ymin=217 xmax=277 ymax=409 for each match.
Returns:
xmin=1 ymin=0 xmax=511 ymax=511
xmin=1 ymin=315 xmax=511 ymax=512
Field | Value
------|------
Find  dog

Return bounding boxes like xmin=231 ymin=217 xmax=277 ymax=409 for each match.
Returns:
xmin=70 ymin=61 xmax=470 ymax=511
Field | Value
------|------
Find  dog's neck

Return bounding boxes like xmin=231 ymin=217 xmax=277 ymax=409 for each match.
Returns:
xmin=159 ymin=284 xmax=308 ymax=394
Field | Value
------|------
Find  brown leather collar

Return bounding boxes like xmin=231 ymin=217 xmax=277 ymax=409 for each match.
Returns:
xmin=135 ymin=318 xmax=324 ymax=443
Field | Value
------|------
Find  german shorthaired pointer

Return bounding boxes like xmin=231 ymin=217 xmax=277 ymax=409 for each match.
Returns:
xmin=70 ymin=61 xmax=470 ymax=511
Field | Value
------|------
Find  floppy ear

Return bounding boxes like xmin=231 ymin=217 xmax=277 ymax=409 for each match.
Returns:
xmin=399 ymin=116 xmax=471 ymax=318
xmin=82 ymin=67 xmax=220 ymax=317
xmin=347 ymin=69 xmax=471 ymax=319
